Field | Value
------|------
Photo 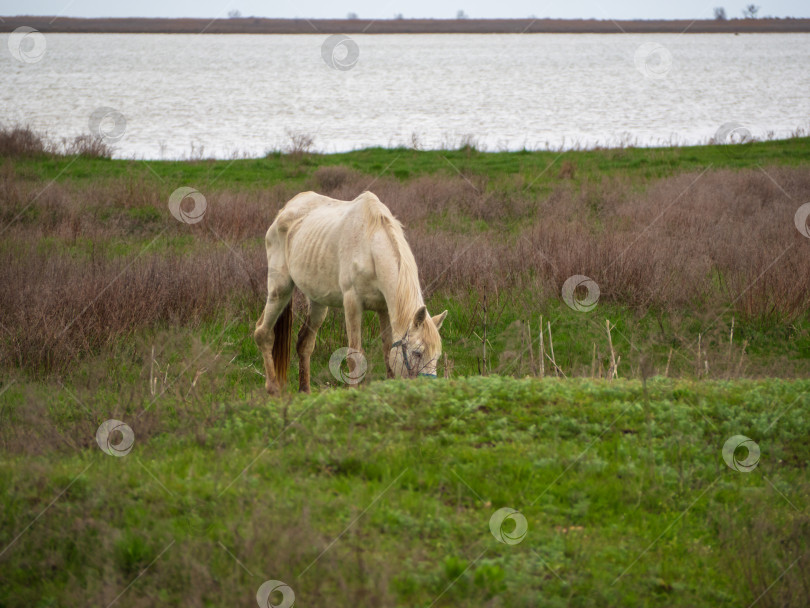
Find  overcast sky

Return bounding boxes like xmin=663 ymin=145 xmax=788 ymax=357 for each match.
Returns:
xmin=4 ymin=1 xmax=809 ymax=20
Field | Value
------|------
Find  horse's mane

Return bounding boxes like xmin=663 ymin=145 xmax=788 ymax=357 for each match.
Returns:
xmin=359 ymin=192 xmax=440 ymax=345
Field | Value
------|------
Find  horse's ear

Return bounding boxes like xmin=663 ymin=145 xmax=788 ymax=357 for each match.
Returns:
xmin=432 ymin=310 xmax=448 ymax=330
xmin=413 ymin=306 xmax=427 ymax=328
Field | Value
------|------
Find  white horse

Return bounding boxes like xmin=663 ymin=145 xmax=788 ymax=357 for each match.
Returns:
xmin=254 ymin=191 xmax=447 ymax=394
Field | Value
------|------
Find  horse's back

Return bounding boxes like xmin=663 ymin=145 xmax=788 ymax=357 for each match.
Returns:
xmin=270 ymin=191 xmax=387 ymax=241
xmin=270 ymin=191 xmax=340 ymax=234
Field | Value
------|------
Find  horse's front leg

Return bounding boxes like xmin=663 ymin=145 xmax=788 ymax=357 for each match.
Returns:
xmin=378 ymin=309 xmax=395 ymax=378
xmin=342 ymin=291 xmax=365 ymax=386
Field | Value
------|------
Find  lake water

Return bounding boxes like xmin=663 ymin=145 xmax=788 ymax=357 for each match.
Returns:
xmin=2 ymin=32 xmax=809 ymax=159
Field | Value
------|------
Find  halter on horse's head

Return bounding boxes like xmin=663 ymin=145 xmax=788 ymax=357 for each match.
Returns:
xmin=389 ymin=306 xmax=447 ymax=379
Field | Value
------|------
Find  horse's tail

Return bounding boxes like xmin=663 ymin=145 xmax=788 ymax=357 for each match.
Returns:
xmin=272 ymin=300 xmax=293 ymax=386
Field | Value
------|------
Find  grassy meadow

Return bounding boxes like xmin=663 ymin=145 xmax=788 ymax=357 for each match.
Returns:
xmin=1 ymin=128 xmax=810 ymax=606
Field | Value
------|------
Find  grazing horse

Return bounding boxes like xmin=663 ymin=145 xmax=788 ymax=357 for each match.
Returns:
xmin=254 ymin=191 xmax=447 ymax=394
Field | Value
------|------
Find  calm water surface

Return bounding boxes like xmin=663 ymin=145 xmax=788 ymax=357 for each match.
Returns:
xmin=2 ymin=33 xmax=809 ymax=158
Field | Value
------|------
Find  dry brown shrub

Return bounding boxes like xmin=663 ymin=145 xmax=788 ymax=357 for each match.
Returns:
xmin=311 ymin=165 xmax=363 ymax=193
xmin=0 ymin=125 xmax=49 ymax=157
xmin=0 ymin=244 xmax=265 ymax=372
xmin=0 ymin=125 xmax=114 ymax=159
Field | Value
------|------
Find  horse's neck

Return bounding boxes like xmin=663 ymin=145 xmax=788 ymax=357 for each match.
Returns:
xmin=376 ymin=243 xmax=423 ymax=338
xmin=390 ymin=287 xmax=423 ymax=339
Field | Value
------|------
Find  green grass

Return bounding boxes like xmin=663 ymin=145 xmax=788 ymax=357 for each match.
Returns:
xmin=3 ymin=138 xmax=810 ymax=605
xmin=10 ymin=137 xmax=810 ymax=193
xmin=1 ymin=376 xmax=808 ymax=607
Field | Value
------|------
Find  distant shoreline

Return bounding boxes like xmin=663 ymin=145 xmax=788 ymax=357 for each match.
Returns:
xmin=2 ymin=16 xmax=810 ymax=34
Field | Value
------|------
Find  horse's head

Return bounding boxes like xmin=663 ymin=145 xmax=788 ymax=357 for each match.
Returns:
xmin=389 ymin=306 xmax=448 ymax=379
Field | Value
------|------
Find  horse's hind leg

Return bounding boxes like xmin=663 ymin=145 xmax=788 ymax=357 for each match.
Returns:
xmin=254 ymin=267 xmax=293 ymax=395
xmin=296 ymin=300 xmax=327 ymax=393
